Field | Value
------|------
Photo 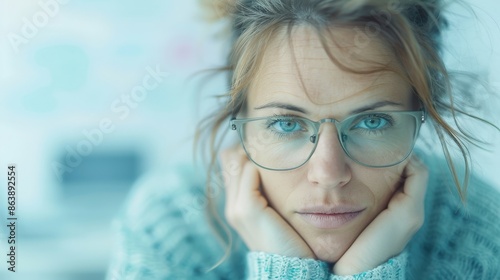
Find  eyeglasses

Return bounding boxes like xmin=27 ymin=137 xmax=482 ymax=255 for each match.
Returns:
xmin=230 ymin=110 xmax=425 ymax=170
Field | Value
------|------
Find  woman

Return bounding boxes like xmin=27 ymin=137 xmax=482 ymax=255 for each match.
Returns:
xmin=107 ymin=0 xmax=500 ymax=279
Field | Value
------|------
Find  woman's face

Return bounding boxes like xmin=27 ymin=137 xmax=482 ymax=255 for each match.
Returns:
xmin=245 ymin=27 xmax=416 ymax=262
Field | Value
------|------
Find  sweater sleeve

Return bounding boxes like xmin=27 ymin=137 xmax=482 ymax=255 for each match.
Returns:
xmin=406 ymin=155 xmax=500 ymax=279
xmin=247 ymin=252 xmax=330 ymax=279
xmin=329 ymin=252 xmax=407 ymax=280
xmin=245 ymin=251 xmax=407 ymax=280
xmin=106 ymin=167 xmax=244 ymax=280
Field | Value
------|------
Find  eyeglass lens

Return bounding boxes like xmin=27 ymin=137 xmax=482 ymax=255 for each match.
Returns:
xmin=237 ymin=112 xmax=419 ymax=170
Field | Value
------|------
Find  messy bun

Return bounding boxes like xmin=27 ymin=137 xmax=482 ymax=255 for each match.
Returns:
xmin=199 ymin=0 xmax=238 ymax=21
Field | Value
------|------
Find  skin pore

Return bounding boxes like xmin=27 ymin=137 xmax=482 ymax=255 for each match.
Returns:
xmin=245 ymin=26 xmax=418 ymax=262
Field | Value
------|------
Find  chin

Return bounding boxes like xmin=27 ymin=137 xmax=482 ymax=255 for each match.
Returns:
xmin=307 ymin=233 xmax=355 ymax=263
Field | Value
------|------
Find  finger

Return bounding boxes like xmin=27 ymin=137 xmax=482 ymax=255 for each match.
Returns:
xmin=235 ymin=160 xmax=263 ymax=211
xmin=402 ymin=155 xmax=429 ymax=201
xmin=220 ymin=147 xmax=246 ymax=205
xmin=220 ymin=145 xmax=246 ymax=179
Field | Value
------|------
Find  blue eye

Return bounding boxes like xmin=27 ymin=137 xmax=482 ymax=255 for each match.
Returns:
xmin=354 ymin=115 xmax=390 ymax=130
xmin=264 ymin=116 xmax=310 ymax=141
xmin=272 ymin=120 xmax=302 ymax=133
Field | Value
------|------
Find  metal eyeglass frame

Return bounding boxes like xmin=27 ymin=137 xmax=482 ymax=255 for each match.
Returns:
xmin=230 ymin=110 xmax=426 ymax=171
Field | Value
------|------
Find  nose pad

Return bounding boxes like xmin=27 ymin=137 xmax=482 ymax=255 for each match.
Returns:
xmin=307 ymin=123 xmax=351 ymax=188
xmin=310 ymin=119 xmax=339 ymax=144
xmin=310 ymin=131 xmax=347 ymax=145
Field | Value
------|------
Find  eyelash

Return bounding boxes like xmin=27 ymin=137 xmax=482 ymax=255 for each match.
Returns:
xmin=266 ymin=114 xmax=305 ymax=139
xmin=351 ymin=113 xmax=395 ymax=135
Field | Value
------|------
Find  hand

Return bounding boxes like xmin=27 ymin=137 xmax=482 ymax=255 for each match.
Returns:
xmin=220 ymin=147 xmax=315 ymax=258
xmin=333 ymin=155 xmax=428 ymax=275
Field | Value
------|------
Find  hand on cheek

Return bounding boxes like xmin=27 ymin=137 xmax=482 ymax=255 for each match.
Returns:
xmin=333 ymin=155 xmax=429 ymax=275
xmin=221 ymin=147 xmax=315 ymax=259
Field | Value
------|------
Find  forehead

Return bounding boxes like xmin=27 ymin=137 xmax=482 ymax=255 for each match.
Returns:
xmin=248 ymin=25 xmax=410 ymax=108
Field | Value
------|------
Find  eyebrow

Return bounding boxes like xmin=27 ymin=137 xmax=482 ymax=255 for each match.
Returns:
xmin=254 ymin=102 xmax=309 ymax=114
xmin=349 ymin=100 xmax=404 ymax=114
xmin=254 ymin=100 xmax=404 ymax=115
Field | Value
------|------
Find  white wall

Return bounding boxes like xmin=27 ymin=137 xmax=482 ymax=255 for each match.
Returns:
xmin=442 ymin=0 xmax=500 ymax=189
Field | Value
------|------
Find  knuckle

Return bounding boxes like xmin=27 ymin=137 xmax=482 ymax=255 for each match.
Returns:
xmin=225 ymin=205 xmax=249 ymax=227
xmin=397 ymin=203 xmax=425 ymax=233
xmin=407 ymin=213 xmax=425 ymax=233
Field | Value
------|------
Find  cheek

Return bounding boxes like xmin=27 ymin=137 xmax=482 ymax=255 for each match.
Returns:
xmin=355 ymin=164 xmax=405 ymax=208
xmin=259 ymin=169 xmax=302 ymax=211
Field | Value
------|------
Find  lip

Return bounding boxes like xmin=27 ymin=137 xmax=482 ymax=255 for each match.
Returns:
xmin=297 ymin=206 xmax=365 ymax=229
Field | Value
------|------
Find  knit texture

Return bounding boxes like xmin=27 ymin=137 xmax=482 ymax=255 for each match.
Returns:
xmin=107 ymin=156 xmax=500 ymax=279
xmin=247 ymin=252 xmax=330 ymax=279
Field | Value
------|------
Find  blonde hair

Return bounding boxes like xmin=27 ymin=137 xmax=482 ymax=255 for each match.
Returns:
xmin=195 ymin=0 xmax=498 ymax=267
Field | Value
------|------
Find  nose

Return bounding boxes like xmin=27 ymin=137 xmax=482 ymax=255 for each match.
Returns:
xmin=307 ymin=123 xmax=352 ymax=188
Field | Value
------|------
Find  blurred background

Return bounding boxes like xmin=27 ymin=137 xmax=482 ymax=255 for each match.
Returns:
xmin=0 ymin=0 xmax=498 ymax=279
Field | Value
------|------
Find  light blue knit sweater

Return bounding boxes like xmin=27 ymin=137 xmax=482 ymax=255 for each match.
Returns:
xmin=106 ymin=155 xmax=500 ymax=279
